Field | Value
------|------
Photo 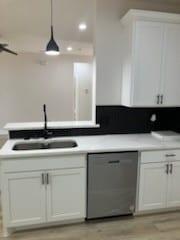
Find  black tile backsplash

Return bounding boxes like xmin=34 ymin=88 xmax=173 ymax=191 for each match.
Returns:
xmin=9 ymin=106 xmax=180 ymax=139
xmin=96 ymin=106 xmax=180 ymax=134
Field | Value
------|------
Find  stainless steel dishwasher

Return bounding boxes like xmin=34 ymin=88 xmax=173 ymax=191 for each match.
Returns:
xmin=87 ymin=152 xmax=138 ymax=219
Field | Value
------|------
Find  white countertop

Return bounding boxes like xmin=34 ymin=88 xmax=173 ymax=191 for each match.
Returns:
xmin=0 ymin=130 xmax=8 ymax=139
xmin=4 ymin=121 xmax=100 ymax=131
xmin=1 ymin=134 xmax=180 ymax=159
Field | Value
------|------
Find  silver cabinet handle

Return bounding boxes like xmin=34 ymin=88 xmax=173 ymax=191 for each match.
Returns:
xmin=170 ymin=164 xmax=173 ymax=174
xmin=165 ymin=154 xmax=176 ymax=158
xmin=157 ymin=95 xmax=160 ymax=104
xmin=42 ymin=173 xmax=45 ymax=185
xmin=46 ymin=173 xmax=49 ymax=185
xmin=160 ymin=95 xmax=163 ymax=105
xmin=165 ymin=164 xmax=169 ymax=174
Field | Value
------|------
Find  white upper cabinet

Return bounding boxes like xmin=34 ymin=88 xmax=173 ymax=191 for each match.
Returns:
xmin=121 ymin=10 xmax=180 ymax=107
xmin=133 ymin=21 xmax=163 ymax=106
xmin=162 ymin=24 xmax=180 ymax=106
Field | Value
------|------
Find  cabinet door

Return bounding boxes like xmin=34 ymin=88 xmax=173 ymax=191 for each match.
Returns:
xmin=138 ymin=163 xmax=167 ymax=211
xmin=167 ymin=162 xmax=180 ymax=207
xmin=132 ymin=21 xmax=164 ymax=106
xmin=47 ymin=168 xmax=86 ymax=222
xmin=162 ymin=24 xmax=180 ymax=106
xmin=2 ymin=172 xmax=46 ymax=227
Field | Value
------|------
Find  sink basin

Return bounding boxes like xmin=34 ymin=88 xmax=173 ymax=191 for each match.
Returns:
xmin=13 ymin=140 xmax=78 ymax=151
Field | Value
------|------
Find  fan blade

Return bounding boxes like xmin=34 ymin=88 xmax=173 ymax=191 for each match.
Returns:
xmin=0 ymin=43 xmax=8 ymax=47
xmin=1 ymin=46 xmax=18 ymax=55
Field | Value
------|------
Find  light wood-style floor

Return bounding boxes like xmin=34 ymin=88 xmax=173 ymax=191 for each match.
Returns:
xmin=1 ymin=211 xmax=180 ymax=239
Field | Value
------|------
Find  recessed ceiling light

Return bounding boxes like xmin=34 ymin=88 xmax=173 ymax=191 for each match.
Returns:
xmin=78 ymin=23 xmax=87 ymax=31
xmin=67 ymin=46 xmax=73 ymax=51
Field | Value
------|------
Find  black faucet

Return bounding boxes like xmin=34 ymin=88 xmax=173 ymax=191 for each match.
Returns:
xmin=43 ymin=104 xmax=52 ymax=139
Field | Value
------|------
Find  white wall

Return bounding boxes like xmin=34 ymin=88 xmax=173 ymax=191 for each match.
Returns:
xmin=0 ymin=53 xmax=92 ymax=129
xmin=74 ymin=63 xmax=93 ymax=121
xmin=96 ymin=0 xmax=180 ymax=105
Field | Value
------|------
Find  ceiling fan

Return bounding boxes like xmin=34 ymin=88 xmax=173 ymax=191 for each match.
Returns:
xmin=0 ymin=43 xmax=18 ymax=55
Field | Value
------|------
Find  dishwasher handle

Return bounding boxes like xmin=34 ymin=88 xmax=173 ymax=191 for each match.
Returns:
xmin=108 ymin=160 xmax=120 ymax=164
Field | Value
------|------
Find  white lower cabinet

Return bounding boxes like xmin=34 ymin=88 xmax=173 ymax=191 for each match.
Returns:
xmin=1 ymin=154 xmax=86 ymax=234
xmin=47 ymin=168 xmax=85 ymax=222
xmin=138 ymin=150 xmax=180 ymax=211
xmin=138 ymin=163 xmax=167 ymax=211
xmin=3 ymin=171 xmax=46 ymax=227
xmin=167 ymin=161 xmax=180 ymax=207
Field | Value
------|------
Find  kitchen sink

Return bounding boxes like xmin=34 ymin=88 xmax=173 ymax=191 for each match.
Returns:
xmin=12 ymin=140 xmax=78 ymax=151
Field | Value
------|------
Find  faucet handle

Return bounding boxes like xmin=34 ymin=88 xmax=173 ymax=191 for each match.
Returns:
xmin=47 ymin=130 xmax=53 ymax=137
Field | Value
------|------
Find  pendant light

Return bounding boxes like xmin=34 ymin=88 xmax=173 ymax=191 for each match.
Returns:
xmin=45 ymin=0 xmax=60 ymax=55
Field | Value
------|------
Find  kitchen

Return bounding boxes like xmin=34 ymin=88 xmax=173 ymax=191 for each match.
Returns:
xmin=1 ymin=0 xmax=180 ymax=239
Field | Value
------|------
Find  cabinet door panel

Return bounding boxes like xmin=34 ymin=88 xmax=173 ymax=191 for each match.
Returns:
xmin=47 ymin=168 xmax=86 ymax=222
xmin=162 ymin=24 xmax=180 ymax=106
xmin=138 ymin=163 xmax=167 ymax=211
xmin=167 ymin=162 xmax=180 ymax=207
xmin=132 ymin=21 xmax=163 ymax=106
xmin=3 ymin=172 xmax=46 ymax=227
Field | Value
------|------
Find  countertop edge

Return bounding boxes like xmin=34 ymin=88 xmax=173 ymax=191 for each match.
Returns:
xmin=1 ymin=134 xmax=180 ymax=160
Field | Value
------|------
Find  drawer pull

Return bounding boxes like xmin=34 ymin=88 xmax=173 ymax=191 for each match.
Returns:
xmin=165 ymin=154 xmax=176 ymax=158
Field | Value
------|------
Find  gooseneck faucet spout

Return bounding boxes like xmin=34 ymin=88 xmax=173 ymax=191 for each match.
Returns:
xmin=43 ymin=104 xmax=47 ymax=133
xmin=42 ymin=104 xmax=52 ymax=139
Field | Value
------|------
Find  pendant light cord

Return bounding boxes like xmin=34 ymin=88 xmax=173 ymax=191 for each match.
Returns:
xmin=50 ymin=0 xmax=54 ymax=38
xmin=51 ymin=0 xmax=53 ymax=27
xmin=46 ymin=0 xmax=60 ymax=54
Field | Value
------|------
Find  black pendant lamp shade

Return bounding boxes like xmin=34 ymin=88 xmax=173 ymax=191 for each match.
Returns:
xmin=46 ymin=0 xmax=60 ymax=55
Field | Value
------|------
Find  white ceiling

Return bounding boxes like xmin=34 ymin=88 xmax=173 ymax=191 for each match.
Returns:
xmin=0 ymin=0 xmax=95 ymax=56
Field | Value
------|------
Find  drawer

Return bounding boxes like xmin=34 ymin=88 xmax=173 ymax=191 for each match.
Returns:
xmin=141 ymin=150 xmax=180 ymax=163
xmin=1 ymin=154 xmax=86 ymax=173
